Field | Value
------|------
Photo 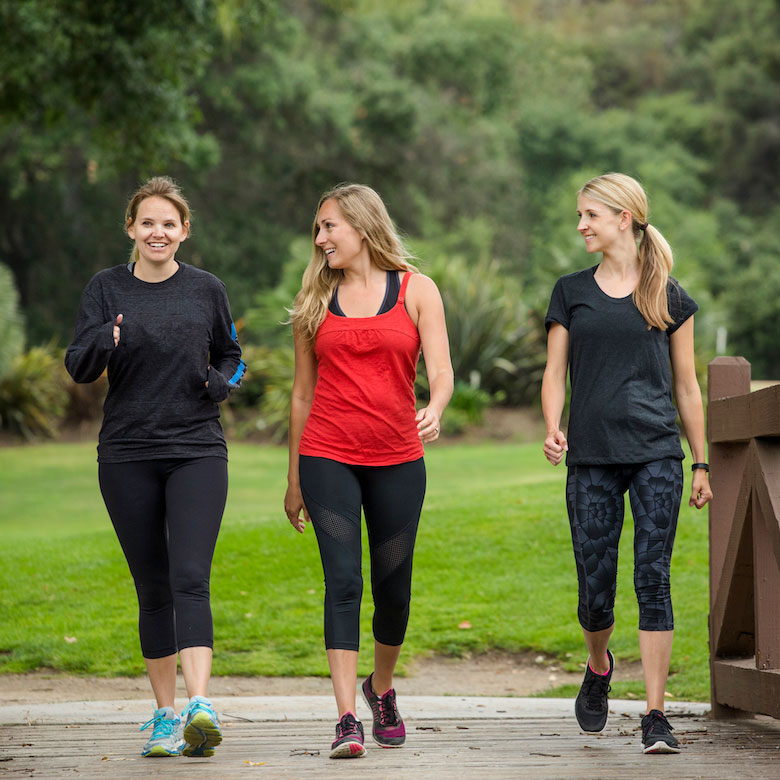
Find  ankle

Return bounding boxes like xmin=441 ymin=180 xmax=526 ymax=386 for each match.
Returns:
xmin=587 ymin=654 xmax=610 ymax=675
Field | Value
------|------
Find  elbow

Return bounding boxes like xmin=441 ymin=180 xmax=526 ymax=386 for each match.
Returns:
xmin=429 ymin=366 xmax=454 ymax=389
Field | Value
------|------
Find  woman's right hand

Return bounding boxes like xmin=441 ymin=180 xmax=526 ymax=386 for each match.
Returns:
xmin=543 ymin=429 xmax=568 ymax=466
xmin=113 ymin=314 xmax=123 ymax=347
xmin=285 ymin=483 xmax=310 ymax=533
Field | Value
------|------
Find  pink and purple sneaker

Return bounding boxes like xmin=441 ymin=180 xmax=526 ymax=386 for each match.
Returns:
xmin=361 ymin=673 xmax=406 ymax=748
xmin=329 ymin=711 xmax=366 ymax=759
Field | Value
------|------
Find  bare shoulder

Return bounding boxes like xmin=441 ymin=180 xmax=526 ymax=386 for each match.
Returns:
xmin=405 ymin=272 xmax=442 ymax=303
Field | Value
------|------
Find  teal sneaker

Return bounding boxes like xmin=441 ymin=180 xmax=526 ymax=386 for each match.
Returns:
xmin=140 ymin=706 xmax=183 ymax=757
xmin=182 ymin=695 xmax=222 ymax=757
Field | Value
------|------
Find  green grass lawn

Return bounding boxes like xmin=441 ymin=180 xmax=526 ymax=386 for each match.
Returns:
xmin=0 ymin=440 xmax=710 ymax=700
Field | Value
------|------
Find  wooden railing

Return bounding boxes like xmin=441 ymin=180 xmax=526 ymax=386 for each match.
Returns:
xmin=708 ymin=357 xmax=780 ymax=719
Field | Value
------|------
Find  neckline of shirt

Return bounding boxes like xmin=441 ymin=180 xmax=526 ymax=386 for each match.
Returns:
xmin=589 ymin=264 xmax=634 ymax=303
xmin=125 ymin=260 xmax=183 ymax=286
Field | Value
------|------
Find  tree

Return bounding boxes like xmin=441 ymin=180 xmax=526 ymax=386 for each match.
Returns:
xmin=0 ymin=0 xmax=275 ymax=341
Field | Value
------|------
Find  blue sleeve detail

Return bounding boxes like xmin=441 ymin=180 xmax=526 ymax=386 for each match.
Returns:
xmin=228 ymin=359 xmax=246 ymax=387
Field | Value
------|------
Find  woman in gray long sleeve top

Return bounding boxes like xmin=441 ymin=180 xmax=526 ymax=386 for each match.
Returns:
xmin=65 ymin=176 xmax=244 ymax=760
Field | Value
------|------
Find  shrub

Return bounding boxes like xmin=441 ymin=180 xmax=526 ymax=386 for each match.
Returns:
xmin=0 ymin=263 xmax=24 ymax=379
xmin=440 ymin=380 xmax=494 ymax=435
xmin=423 ymin=251 xmax=546 ymax=406
xmin=0 ymin=346 xmax=69 ymax=439
xmin=229 ymin=344 xmax=294 ymax=442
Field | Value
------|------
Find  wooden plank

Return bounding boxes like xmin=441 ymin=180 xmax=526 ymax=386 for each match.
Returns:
xmin=750 ymin=384 xmax=780 ymax=438
xmin=709 ymin=442 xmax=751 ymax=590
xmin=753 ymin=438 xmax=780 ymax=577
xmin=709 ymin=394 xmax=753 ymax=443
xmin=710 ymin=465 xmax=754 ymax=658
xmin=754 ymin=495 xmax=780 ymax=670
xmin=3 ymin=714 xmax=780 ymax=780
xmin=753 ymin=440 xmax=780 ymax=670
xmin=709 ymin=385 xmax=780 ymax=443
xmin=711 ymin=658 xmax=780 ymax=720
xmin=707 ymin=356 xmax=751 ymax=402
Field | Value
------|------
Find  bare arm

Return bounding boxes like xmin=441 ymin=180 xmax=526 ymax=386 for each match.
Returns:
xmin=670 ymin=316 xmax=712 ymax=509
xmin=407 ymin=274 xmax=454 ymax=442
xmin=284 ymin=325 xmax=318 ymax=532
xmin=541 ymin=323 xmax=569 ymax=466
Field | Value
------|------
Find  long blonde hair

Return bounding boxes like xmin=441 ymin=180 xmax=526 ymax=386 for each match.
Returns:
xmin=579 ymin=172 xmax=675 ymax=331
xmin=124 ymin=176 xmax=191 ymax=264
xmin=291 ymin=183 xmax=418 ymax=346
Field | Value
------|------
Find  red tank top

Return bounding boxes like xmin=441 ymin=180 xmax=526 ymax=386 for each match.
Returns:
xmin=299 ymin=272 xmax=424 ymax=466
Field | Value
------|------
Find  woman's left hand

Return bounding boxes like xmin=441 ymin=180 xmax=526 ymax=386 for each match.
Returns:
xmin=416 ymin=406 xmax=441 ymax=443
xmin=689 ymin=470 xmax=713 ymax=509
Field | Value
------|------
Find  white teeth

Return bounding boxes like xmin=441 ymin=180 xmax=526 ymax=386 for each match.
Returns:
xmin=325 ymin=249 xmax=335 ymax=255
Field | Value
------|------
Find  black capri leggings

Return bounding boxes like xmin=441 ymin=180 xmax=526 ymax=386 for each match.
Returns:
xmin=566 ymin=459 xmax=683 ymax=633
xmin=299 ymin=455 xmax=426 ymax=651
xmin=98 ymin=457 xmax=228 ymax=659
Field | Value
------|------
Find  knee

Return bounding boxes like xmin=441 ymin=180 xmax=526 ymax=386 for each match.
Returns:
xmin=374 ymin=585 xmax=411 ymax=618
xmin=133 ymin=576 xmax=172 ymax=611
xmin=578 ymin=586 xmax=616 ymax=633
xmin=579 ymin=607 xmax=614 ymax=633
xmin=635 ymin=580 xmax=673 ymax=631
xmin=170 ymin=561 xmax=210 ymax=600
xmin=326 ymin=569 xmax=363 ymax=607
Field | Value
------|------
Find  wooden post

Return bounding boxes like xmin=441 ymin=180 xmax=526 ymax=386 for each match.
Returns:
xmin=708 ymin=357 xmax=752 ymax=719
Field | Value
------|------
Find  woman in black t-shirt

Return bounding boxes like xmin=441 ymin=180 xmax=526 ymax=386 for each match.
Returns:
xmin=541 ymin=173 xmax=712 ymax=754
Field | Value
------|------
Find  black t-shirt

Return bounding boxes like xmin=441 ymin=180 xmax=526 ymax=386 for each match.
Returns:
xmin=544 ymin=265 xmax=698 ymax=466
xmin=65 ymin=262 xmax=244 ymax=463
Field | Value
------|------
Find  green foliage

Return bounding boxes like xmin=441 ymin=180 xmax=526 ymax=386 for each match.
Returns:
xmin=418 ymin=225 xmax=546 ymax=405
xmin=0 ymin=440 xmax=712 ymax=701
xmin=3 ymin=0 xmax=779 ymax=375
xmin=440 ymin=381 xmax=494 ymax=435
xmin=248 ymin=345 xmax=294 ymax=441
xmin=720 ymin=216 xmax=780 ymax=379
xmin=0 ymin=263 xmax=24 ymax=378
xmin=242 ymin=241 xmax=308 ymax=347
xmin=0 ymin=346 xmax=69 ymax=439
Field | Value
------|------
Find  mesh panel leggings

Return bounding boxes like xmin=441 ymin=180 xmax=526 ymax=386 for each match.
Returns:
xmin=565 ymin=459 xmax=683 ymax=632
xmin=299 ymin=455 xmax=426 ymax=650
xmin=98 ymin=457 xmax=227 ymax=658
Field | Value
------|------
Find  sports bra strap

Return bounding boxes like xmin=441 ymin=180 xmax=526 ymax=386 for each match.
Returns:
xmin=398 ymin=271 xmax=413 ymax=304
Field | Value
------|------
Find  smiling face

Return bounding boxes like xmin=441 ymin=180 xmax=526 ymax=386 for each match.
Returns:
xmin=313 ymin=198 xmax=368 ymax=269
xmin=576 ymin=194 xmax=626 ymax=254
xmin=127 ymin=196 xmax=189 ymax=268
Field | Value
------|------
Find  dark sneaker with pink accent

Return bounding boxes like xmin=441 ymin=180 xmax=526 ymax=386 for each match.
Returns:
xmin=361 ymin=673 xmax=406 ymax=748
xmin=329 ymin=712 xmax=366 ymax=759
xmin=575 ymin=649 xmax=614 ymax=733
xmin=641 ymin=709 xmax=680 ymax=754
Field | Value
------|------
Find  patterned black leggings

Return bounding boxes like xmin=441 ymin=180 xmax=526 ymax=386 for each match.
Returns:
xmin=565 ymin=459 xmax=683 ymax=632
xmin=299 ymin=455 xmax=426 ymax=651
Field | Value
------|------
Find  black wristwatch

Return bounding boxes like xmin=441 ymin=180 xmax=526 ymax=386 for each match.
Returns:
xmin=691 ymin=462 xmax=709 ymax=472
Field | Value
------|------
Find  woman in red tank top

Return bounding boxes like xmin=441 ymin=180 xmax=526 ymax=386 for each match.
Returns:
xmin=285 ymin=183 xmax=453 ymax=759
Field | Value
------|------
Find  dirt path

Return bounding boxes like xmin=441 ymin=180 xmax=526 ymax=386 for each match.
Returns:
xmin=0 ymin=651 xmax=645 ymax=704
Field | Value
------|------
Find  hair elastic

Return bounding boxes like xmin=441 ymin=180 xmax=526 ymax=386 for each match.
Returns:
xmin=639 ymin=222 xmax=649 ymax=231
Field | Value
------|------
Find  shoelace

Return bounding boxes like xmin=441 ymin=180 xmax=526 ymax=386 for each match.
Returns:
xmin=644 ymin=710 xmax=674 ymax=735
xmin=140 ymin=713 xmax=176 ymax=737
xmin=377 ymin=691 xmax=399 ymax=726
xmin=583 ymin=674 xmax=611 ymax=711
xmin=337 ymin=714 xmax=360 ymax=738
xmin=184 ymin=700 xmax=217 ymax=723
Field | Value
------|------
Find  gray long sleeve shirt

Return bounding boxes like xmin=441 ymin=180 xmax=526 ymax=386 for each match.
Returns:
xmin=65 ymin=262 xmax=245 ymax=462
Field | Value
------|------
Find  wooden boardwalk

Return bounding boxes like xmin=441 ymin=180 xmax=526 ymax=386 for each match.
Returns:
xmin=3 ymin=710 xmax=780 ymax=779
